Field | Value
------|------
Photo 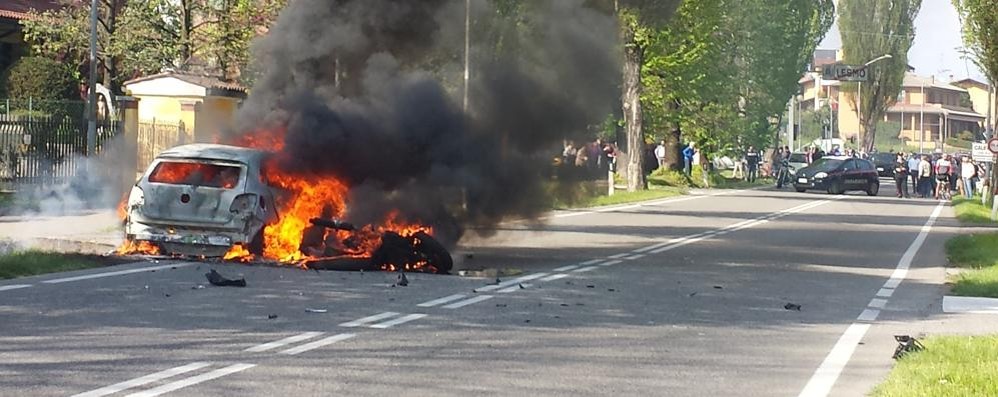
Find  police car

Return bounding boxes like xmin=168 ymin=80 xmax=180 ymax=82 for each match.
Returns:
xmin=792 ymin=156 xmax=880 ymax=195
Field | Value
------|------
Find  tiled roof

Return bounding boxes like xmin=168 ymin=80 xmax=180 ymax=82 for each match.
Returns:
xmin=0 ymin=0 xmax=61 ymax=20
xmin=123 ymin=71 xmax=247 ymax=93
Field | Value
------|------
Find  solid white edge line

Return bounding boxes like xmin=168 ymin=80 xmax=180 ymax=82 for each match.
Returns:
xmin=71 ymin=362 xmax=212 ymax=397
xmin=599 ymin=260 xmax=623 ymax=267
xmin=244 ymin=331 xmax=324 ymax=353
xmin=571 ymin=266 xmax=599 ymax=273
xmin=607 ymin=253 xmax=629 ymax=259
xmin=370 ymin=313 xmax=428 ymax=329
xmin=279 ymin=333 xmax=356 ymax=355
xmin=552 ymin=265 xmax=579 ymax=272
xmin=42 ymin=263 xmax=195 ymax=284
xmin=476 ymin=273 xmax=549 ymax=292
xmin=416 ymin=294 xmax=467 ymax=307
xmin=125 ymin=363 xmax=256 ymax=397
xmin=442 ymin=295 xmax=493 ymax=309
xmin=339 ymin=312 xmax=400 ymax=327
xmin=624 ymin=254 xmax=645 ymax=260
xmin=0 ymin=284 xmax=32 ymax=291
xmin=579 ymin=259 xmax=604 ymax=266
xmin=797 ymin=324 xmax=872 ymax=397
xmin=540 ymin=273 xmax=570 ymax=282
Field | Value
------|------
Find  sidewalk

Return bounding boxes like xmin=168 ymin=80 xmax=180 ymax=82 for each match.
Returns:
xmin=0 ymin=210 xmax=122 ymax=254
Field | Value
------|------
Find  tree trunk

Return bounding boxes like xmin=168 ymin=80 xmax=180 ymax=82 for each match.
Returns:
xmin=663 ymin=99 xmax=681 ymax=169
xmin=862 ymin=118 xmax=877 ymax=152
xmin=621 ymin=23 xmax=646 ymax=192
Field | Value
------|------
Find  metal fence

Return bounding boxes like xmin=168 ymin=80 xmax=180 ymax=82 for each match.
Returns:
xmin=137 ymin=119 xmax=186 ymax=173
xmin=0 ymin=99 xmax=119 ymax=188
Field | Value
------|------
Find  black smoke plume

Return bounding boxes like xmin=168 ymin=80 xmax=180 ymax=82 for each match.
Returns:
xmin=233 ymin=0 xmax=620 ymax=245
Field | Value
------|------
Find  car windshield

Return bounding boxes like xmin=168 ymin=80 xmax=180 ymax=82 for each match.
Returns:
xmin=148 ymin=161 xmax=242 ymax=189
xmin=872 ymin=153 xmax=894 ymax=163
xmin=788 ymin=153 xmax=806 ymax=163
xmin=808 ymin=158 xmax=843 ymax=172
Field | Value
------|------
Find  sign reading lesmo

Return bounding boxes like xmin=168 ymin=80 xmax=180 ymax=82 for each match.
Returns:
xmin=821 ymin=64 xmax=869 ymax=82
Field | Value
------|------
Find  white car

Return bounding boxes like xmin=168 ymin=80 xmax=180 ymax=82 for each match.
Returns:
xmin=786 ymin=152 xmax=808 ymax=175
xmin=123 ymin=144 xmax=278 ymax=257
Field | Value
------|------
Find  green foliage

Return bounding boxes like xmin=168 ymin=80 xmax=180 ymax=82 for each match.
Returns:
xmin=956 ymin=130 xmax=976 ymax=141
xmin=870 ymin=335 xmax=998 ymax=397
xmin=839 ymin=0 xmax=921 ymax=151
xmin=945 ymin=232 xmax=998 ymax=298
xmin=648 ymin=167 xmax=691 ymax=187
xmin=4 ymin=57 xmax=77 ymax=101
xmin=0 ymin=250 xmax=109 ymax=279
xmin=953 ymin=0 xmax=998 ymax=85
xmin=873 ymin=120 xmax=905 ymax=151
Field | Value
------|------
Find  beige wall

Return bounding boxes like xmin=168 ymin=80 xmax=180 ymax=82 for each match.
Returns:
xmin=965 ymin=85 xmax=996 ymax=122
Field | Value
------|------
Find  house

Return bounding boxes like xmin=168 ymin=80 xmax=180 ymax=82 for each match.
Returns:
xmin=952 ymin=78 xmax=996 ymax=135
xmin=0 ymin=0 xmax=60 ymax=72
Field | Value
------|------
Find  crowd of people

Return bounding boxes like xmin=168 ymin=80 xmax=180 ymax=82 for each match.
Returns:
xmin=894 ymin=151 xmax=987 ymax=200
xmin=560 ymin=139 xmax=619 ymax=179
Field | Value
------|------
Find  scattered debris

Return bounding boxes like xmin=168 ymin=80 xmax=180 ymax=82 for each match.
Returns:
xmin=397 ymin=272 xmax=409 ymax=287
xmin=784 ymin=303 xmax=802 ymax=311
xmin=518 ymin=283 xmax=525 ymax=289
xmin=892 ymin=335 xmax=925 ymax=359
xmin=586 ymin=285 xmax=595 ymax=288
xmin=205 ymin=269 xmax=247 ymax=287
xmin=607 ymin=288 xmax=616 ymax=292
xmin=143 ymin=285 xmax=149 ymax=289
xmin=305 ymin=308 xmax=328 ymax=313
xmin=496 ymin=303 xmax=507 ymax=308
xmin=164 ymin=294 xmax=171 ymax=298
xmin=713 ymin=285 xmax=723 ymax=290
xmin=192 ymin=285 xmax=205 ymax=290
xmin=495 ymin=277 xmax=502 ymax=285
xmin=560 ymin=303 xmax=569 ymax=307
xmin=464 ymin=253 xmax=474 ymax=259
xmin=268 ymin=314 xmax=278 ymax=319
xmin=688 ymin=292 xmax=697 ymax=297
xmin=524 ymin=319 xmax=531 ymax=323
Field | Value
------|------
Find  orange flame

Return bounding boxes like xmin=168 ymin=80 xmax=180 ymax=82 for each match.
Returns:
xmin=116 ymin=240 xmax=161 ymax=255
xmin=223 ymin=244 xmax=255 ymax=262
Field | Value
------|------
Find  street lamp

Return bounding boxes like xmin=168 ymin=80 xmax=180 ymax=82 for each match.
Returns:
xmin=857 ymin=54 xmax=893 ymax=149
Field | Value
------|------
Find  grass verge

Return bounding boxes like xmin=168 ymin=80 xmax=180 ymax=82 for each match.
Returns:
xmin=0 ymin=250 xmax=128 ymax=279
xmin=945 ymin=233 xmax=998 ymax=298
xmin=553 ymin=185 xmax=685 ymax=209
xmin=951 ymin=196 xmax=997 ymax=225
xmin=870 ymin=335 xmax=998 ymax=397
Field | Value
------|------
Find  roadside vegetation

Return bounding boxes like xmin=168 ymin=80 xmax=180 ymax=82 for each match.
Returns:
xmin=0 ymin=250 xmax=126 ymax=279
xmin=550 ymin=179 xmax=685 ymax=209
xmin=951 ymin=196 xmax=997 ymax=224
xmin=870 ymin=335 xmax=998 ymax=397
xmin=945 ymin=233 xmax=998 ymax=298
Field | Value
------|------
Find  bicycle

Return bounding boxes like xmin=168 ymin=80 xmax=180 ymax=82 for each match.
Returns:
xmin=935 ymin=175 xmax=952 ymax=200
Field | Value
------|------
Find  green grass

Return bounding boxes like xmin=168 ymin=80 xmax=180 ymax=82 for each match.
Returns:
xmin=945 ymin=233 xmax=998 ymax=298
xmin=870 ymin=335 xmax=998 ymax=397
xmin=0 ymin=250 xmax=114 ymax=279
xmin=580 ymin=187 xmax=684 ymax=208
xmin=952 ymin=196 xmax=997 ymax=225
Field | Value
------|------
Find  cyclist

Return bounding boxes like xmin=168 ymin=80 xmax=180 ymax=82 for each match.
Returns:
xmin=935 ymin=154 xmax=954 ymax=200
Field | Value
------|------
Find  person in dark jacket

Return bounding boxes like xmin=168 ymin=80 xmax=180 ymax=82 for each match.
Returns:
xmin=745 ymin=146 xmax=760 ymax=182
xmin=893 ymin=152 xmax=909 ymax=198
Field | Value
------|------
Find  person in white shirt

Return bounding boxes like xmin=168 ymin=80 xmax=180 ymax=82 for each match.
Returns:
xmin=654 ymin=140 xmax=666 ymax=169
xmin=934 ymin=154 xmax=953 ymax=199
xmin=917 ymin=155 xmax=932 ymax=198
xmin=962 ymin=157 xmax=977 ymax=198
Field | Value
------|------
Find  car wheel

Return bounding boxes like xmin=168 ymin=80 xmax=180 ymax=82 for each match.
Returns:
xmin=247 ymin=228 xmax=265 ymax=256
xmin=795 ymin=187 xmax=806 ymax=193
xmin=867 ymin=182 xmax=880 ymax=196
xmin=412 ymin=231 xmax=453 ymax=274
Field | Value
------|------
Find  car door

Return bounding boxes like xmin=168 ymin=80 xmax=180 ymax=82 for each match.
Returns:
xmin=841 ymin=159 xmax=863 ymax=189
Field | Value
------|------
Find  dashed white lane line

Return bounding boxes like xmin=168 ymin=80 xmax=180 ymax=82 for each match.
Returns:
xmin=125 ymin=363 xmax=256 ymax=397
xmin=442 ymin=295 xmax=494 ymax=309
xmin=42 ymin=263 xmax=196 ymax=284
xmin=606 ymin=253 xmax=629 ymax=259
xmin=571 ymin=266 xmax=599 ymax=273
xmin=498 ymin=283 xmax=531 ymax=293
xmin=279 ymin=333 xmax=356 ymax=355
xmin=476 ymin=273 xmax=549 ymax=292
xmin=552 ymin=265 xmax=580 ymax=272
xmin=0 ymin=284 xmax=32 ymax=292
xmin=549 ymin=191 xmax=736 ymax=220
xmin=71 ymin=362 xmax=212 ymax=397
xmin=599 ymin=260 xmax=622 ymax=267
xmin=797 ymin=202 xmax=944 ymax=397
xmin=539 ymin=273 xmax=570 ymax=282
xmin=244 ymin=332 xmax=324 ymax=353
xmin=875 ymin=288 xmax=894 ymax=298
xmin=370 ymin=314 xmax=427 ymax=329
xmin=867 ymin=298 xmax=888 ymax=309
xmin=624 ymin=254 xmax=645 ymax=260
xmin=417 ymin=294 xmax=467 ymax=308
xmin=632 ymin=241 xmax=671 ymax=253
xmin=579 ymin=259 xmax=604 ymax=266
xmin=339 ymin=312 xmax=400 ymax=328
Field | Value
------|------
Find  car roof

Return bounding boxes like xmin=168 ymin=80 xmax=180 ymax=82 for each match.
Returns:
xmin=157 ymin=144 xmax=267 ymax=163
xmin=819 ymin=155 xmax=853 ymax=160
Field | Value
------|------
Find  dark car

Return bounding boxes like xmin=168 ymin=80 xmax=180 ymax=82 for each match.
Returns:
xmin=793 ymin=156 xmax=880 ymax=195
xmin=870 ymin=153 xmax=896 ymax=177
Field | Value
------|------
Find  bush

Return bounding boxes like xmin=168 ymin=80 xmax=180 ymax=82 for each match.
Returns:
xmin=5 ymin=57 xmax=78 ymax=102
xmin=956 ymin=130 xmax=976 ymax=141
xmin=649 ymin=167 xmax=691 ymax=188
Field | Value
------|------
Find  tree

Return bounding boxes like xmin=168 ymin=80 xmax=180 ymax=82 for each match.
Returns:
xmin=953 ymin=0 xmax=997 ymax=132
xmin=4 ymin=56 xmax=78 ymax=101
xmin=838 ymin=0 xmax=921 ymax=152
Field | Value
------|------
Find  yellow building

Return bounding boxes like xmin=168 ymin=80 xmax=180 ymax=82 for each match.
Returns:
xmin=953 ymin=78 xmax=996 ymax=134
xmin=122 ymin=72 xmax=247 ymax=143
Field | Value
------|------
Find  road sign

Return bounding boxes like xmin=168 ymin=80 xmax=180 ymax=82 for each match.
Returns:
xmin=821 ymin=64 xmax=869 ymax=82
xmin=973 ymin=142 xmax=993 ymax=162
xmin=989 ymin=138 xmax=998 ymax=154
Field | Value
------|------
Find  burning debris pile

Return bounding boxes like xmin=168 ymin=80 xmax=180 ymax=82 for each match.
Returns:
xmin=118 ymin=0 xmax=620 ymax=274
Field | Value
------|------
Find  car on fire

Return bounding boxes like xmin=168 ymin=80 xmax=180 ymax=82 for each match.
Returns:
xmin=123 ymin=144 xmax=277 ymax=257
xmin=792 ymin=156 xmax=880 ymax=196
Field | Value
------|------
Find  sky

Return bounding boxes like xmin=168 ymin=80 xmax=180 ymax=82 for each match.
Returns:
xmin=819 ymin=0 xmax=986 ymax=82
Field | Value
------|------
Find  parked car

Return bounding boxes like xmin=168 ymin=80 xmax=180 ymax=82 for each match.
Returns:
xmin=870 ymin=153 xmax=896 ymax=177
xmin=123 ymin=144 xmax=278 ymax=257
xmin=787 ymin=152 xmax=808 ymax=176
xmin=792 ymin=156 xmax=880 ymax=196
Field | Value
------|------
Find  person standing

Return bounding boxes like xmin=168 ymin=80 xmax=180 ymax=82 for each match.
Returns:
xmin=745 ymin=145 xmax=760 ymax=182
xmin=918 ymin=154 xmax=932 ymax=198
xmin=682 ymin=142 xmax=695 ymax=176
xmin=893 ymin=152 xmax=909 ymax=198
xmin=962 ymin=156 xmax=976 ymax=198
xmin=654 ymin=140 xmax=667 ymax=169
xmin=907 ymin=153 xmax=920 ymax=196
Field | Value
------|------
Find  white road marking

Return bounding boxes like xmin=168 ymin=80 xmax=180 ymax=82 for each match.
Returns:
xmin=549 ymin=191 xmax=734 ymax=220
xmin=370 ymin=313 xmax=427 ymax=329
xmin=339 ymin=312 xmax=400 ymax=327
xmin=125 ymin=363 xmax=256 ymax=397
xmin=498 ymin=283 xmax=531 ymax=293
xmin=607 ymin=253 xmax=629 ymax=259
xmin=442 ymin=295 xmax=494 ymax=309
xmin=571 ymin=266 xmax=599 ymax=273
xmin=624 ymin=254 xmax=645 ymax=260
xmin=417 ymin=294 xmax=467 ymax=307
xmin=42 ymin=263 xmax=195 ymax=284
xmin=281 ymin=334 xmax=357 ymax=355
xmin=71 ymin=362 xmax=212 ymax=397
xmin=796 ymin=324 xmax=871 ymax=397
xmin=867 ymin=298 xmax=888 ymax=309
xmin=539 ymin=273 xmax=570 ymax=282
xmin=875 ymin=288 xmax=894 ymax=298
xmin=798 ymin=202 xmax=944 ymax=397
xmin=942 ymin=296 xmax=998 ymax=314
xmin=579 ymin=259 xmax=604 ymax=266
xmin=279 ymin=333 xmax=356 ymax=355
xmin=599 ymin=260 xmax=622 ymax=267
xmin=632 ymin=241 xmax=672 ymax=253
xmin=552 ymin=265 xmax=579 ymax=272
xmin=476 ymin=273 xmax=549 ymax=292
xmin=244 ymin=332 xmax=324 ymax=353
xmin=0 ymin=284 xmax=32 ymax=292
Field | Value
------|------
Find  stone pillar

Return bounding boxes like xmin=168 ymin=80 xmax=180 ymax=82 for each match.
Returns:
xmin=179 ymin=100 xmax=200 ymax=143
xmin=117 ymin=96 xmax=140 ymax=191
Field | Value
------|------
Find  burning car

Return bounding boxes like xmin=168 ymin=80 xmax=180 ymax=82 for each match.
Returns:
xmin=123 ymin=144 xmax=277 ymax=257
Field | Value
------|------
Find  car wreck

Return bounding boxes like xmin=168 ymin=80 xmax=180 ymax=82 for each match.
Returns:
xmin=121 ymin=143 xmax=453 ymax=274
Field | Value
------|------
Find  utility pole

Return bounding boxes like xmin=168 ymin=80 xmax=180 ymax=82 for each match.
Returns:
xmin=462 ymin=0 xmax=470 ymax=113
xmin=919 ymin=82 xmax=924 ymax=153
xmin=87 ymin=0 xmax=98 ymax=157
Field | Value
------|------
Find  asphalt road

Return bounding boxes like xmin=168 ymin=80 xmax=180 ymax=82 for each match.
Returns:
xmin=0 ymin=181 xmax=960 ymax=397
